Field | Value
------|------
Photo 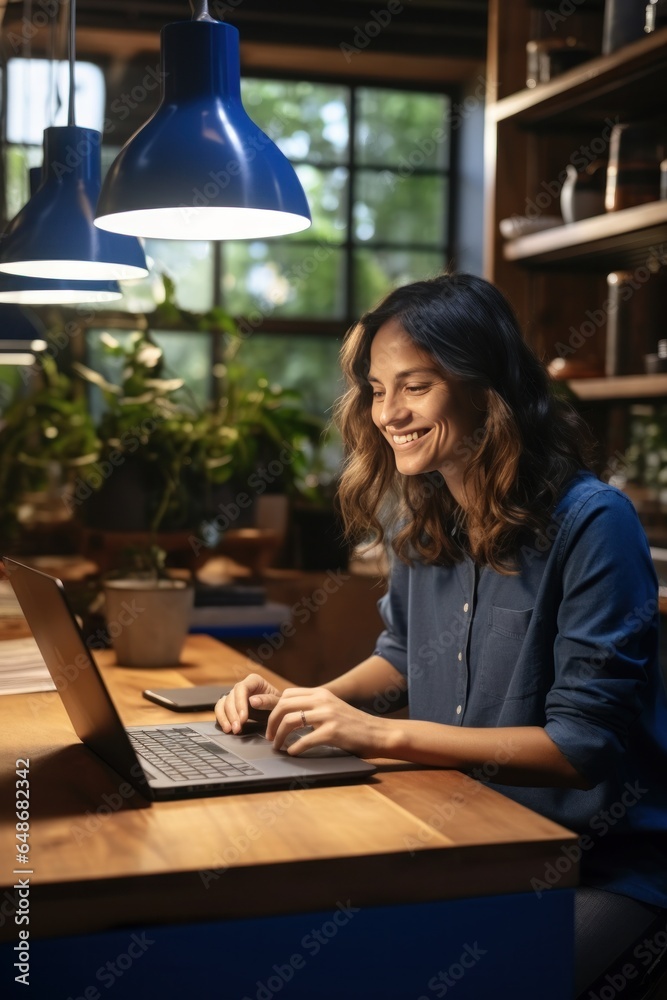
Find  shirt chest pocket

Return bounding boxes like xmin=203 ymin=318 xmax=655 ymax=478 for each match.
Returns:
xmin=478 ymin=605 xmax=539 ymax=701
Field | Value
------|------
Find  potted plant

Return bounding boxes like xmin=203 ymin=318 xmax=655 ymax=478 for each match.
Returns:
xmin=67 ymin=305 xmax=324 ymax=662
xmin=72 ymin=314 xmax=326 ymax=572
xmin=0 ymin=354 xmax=100 ymax=551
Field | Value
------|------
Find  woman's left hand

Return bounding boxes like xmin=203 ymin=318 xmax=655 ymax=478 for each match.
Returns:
xmin=266 ymin=686 xmax=388 ymax=758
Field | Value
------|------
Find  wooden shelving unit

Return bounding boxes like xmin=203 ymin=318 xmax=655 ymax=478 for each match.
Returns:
xmin=485 ymin=0 xmax=667 ymax=475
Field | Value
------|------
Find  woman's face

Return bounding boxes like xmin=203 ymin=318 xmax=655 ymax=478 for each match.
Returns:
xmin=368 ymin=317 xmax=486 ymax=504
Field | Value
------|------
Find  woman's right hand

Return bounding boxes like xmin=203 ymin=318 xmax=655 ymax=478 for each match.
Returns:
xmin=214 ymin=673 xmax=281 ymax=734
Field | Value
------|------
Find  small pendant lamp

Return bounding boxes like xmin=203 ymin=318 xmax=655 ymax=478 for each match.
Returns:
xmin=0 ymin=169 xmax=122 ymax=304
xmin=0 ymin=268 xmax=122 ymax=304
xmin=0 ymin=1 xmax=148 ymax=280
xmin=94 ymin=0 xmax=311 ymax=241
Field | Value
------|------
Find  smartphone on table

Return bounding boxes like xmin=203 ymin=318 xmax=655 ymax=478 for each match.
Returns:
xmin=142 ymin=684 xmax=232 ymax=712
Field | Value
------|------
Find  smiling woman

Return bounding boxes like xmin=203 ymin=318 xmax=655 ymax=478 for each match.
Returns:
xmin=217 ymin=270 xmax=667 ymax=999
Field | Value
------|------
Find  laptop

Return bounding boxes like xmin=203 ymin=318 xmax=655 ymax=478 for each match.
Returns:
xmin=3 ymin=557 xmax=376 ymax=799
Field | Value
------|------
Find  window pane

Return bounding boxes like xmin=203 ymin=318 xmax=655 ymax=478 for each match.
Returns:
xmin=100 ymin=277 xmax=160 ymax=316
xmin=101 ymin=241 xmax=215 ymax=317
xmin=354 ymin=249 xmax=445 ymax=315
xmin=288 ymin=165 xmax=348 ymax=244
xmin=223 ymin=241 xmax=346 ymax=320
xmin=7 ymin=59 xmax=105 ymax=143
xmin=356 ymin=88 xmax=450 ymax=170
xmin=145 ymin=241 xmax=215 ymax=314
xmin=354 ymin=171 xmax=447 ymax=246
xmin=241 ymin=79 xmax=349 ymax=165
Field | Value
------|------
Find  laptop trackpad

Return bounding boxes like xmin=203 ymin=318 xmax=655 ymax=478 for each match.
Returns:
xmin=194 ymin=721 xmax=279 ymax=760
xmin=198 ymin=721 xmax=349 ymax=758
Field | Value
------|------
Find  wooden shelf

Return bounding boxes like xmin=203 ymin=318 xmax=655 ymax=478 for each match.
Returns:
xmin=567 ymin=374 xmax=667 ymax=400
xmin=502 ymin=201 xmax=667 ymax=270
xmin=490 ymin=27 xmax=667 ymax=127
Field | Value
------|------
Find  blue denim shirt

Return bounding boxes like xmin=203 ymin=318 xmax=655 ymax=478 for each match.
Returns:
xmin=374 ymin=472 xmax=667 ymax=906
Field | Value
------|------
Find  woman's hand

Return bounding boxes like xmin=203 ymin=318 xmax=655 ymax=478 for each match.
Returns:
xmin=267 ymin=686 xmax=389 ymax=758
xmin=214 ymin=673 xmax=281 ymax=734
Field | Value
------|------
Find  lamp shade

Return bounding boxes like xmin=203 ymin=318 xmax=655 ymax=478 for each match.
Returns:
xmin=0 ymin=273 xmax=122 ymax=305
xmin=94 ymin=19 xmax=311 ymax=240
xmin=0 ymin=169 xmax=122 ymax=302
xmin=0 ymin=126 xmax=148 ymax=280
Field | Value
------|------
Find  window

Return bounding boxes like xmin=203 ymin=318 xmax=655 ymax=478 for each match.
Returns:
xmin=222 ymin=80 xmax=451 ymax=321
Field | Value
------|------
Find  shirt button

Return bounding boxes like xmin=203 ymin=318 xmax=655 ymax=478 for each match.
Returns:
xmin=463 ymin=602 xmax=469 ymax=612
xmin=456 ymin=705 xmax=462 ymax=715
xmin=457 ymin=651 xmax=462 ymax=661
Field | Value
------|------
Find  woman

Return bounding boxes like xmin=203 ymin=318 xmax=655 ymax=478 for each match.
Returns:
xmin=216 ymin=272 xmax=667 ymax=997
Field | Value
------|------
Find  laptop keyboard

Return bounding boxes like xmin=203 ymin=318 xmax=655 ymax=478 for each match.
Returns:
xmin=128 ymin=727 xmax=263 ymax=782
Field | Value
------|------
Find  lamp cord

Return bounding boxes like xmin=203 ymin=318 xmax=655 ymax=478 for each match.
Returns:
xmin=22 ymin=0 xmax=31 ymax=138
xmin=190 ymin=0 xmax=216 ymax=22
xmin=67 ymin=0 xmax=76 ymax=126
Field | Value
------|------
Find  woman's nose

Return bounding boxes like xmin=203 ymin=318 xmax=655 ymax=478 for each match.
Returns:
xmin=380 ymin=393 xmax=410 ymax=428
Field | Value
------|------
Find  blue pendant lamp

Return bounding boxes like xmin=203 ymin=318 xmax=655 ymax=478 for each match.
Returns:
xmin=0 ymin=170 xmax=122 ymax=304
xmin=0 ymin=269 xmax=122 ymax=304
xmin=94 ymin=0 xmax=311 ymax=241
xmin=0 ymin=1 xmax=148 ymax=280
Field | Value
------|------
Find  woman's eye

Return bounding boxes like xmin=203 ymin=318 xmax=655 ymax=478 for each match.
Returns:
xmin=372 ymin=390 xmax=384 ymax=399
xmin=406 ymin=384 xmax=428 ymax=394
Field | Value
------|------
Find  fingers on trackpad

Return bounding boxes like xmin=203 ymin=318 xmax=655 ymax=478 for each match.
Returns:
xmin=282 ymin=728 xmax=349 ymax=757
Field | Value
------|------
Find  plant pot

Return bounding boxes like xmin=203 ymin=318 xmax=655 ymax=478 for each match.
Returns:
xmin=103 ymin=578 xmax=194 ymax=667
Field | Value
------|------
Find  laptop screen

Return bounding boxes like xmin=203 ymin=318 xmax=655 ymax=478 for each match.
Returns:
xmin=4 ymin=557 xmax=150 ymax=794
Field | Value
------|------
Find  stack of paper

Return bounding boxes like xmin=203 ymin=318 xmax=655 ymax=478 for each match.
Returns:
xmin=0 ymin=579 xmax=55 ymax=695
xmin=0 ymin=637 xmax=55 ymax=696
xmin=0 ymin=578 xmax=23 ymax=617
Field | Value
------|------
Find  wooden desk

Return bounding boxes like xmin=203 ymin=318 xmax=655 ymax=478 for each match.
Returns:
xmin=1 ymin=635 xmax=577 ymax=998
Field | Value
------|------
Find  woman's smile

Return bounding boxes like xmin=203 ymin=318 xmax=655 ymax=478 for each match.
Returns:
xmin=390 ymin=428 xmax=431 ymax=446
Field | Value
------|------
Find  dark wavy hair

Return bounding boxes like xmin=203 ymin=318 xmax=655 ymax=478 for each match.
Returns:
xmin=334 ymin=271 xmax=594 ymax=573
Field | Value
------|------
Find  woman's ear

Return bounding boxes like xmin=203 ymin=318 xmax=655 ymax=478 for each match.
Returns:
xmin=471 ymin=385 xmax=488 ymax=414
